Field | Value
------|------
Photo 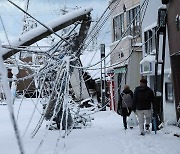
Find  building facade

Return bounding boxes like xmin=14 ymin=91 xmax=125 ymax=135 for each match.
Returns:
xmin=140 ymin=0 xmax=176 ymax=123
xmin=165 ymin=0 xmax=180 ymax=121
xmin=109 ymin=0 xmax=142 ymax=111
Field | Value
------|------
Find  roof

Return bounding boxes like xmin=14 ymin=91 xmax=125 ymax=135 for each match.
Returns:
xmin=140 ymin=54 xmax=155 ymax=64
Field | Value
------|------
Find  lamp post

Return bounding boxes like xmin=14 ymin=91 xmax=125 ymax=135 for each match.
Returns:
xmin=158 ymin=7 xmax=167 ymax=33
xmin=161 ymin=0 xmax=169 ymax=5
xmin=154 ymin=7 xmax=167 ymax=129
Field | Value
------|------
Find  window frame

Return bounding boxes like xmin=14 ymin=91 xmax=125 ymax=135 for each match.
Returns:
xmin=127 ymin=5 xmax=140 ymax=34
xmin=113 ymin=13 xmax=124 ymax=41
xmin=144 ymin=26 xmax=157 ymax=54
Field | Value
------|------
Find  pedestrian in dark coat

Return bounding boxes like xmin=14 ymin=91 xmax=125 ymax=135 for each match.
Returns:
xmin=118 ymin=85 xmax=133 ymax=130
xmin=133 ymin=78 xmax=154 ymax=135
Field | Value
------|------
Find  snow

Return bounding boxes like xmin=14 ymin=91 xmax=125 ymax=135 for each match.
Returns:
xmin=158 ymin=5 xmax=167 ymax=9
xmin=110 ymin=35 xmax=133 ymax=46
xmin=140 ymin=54 xmax=155 ymax=64
xmin=133 ymin=42 xmax=143 ymax=47
xmin=80 ymin=47 xmax=110 ymax=79
xmin=111 ymin=60 xmax=128 ymax=69
xmin=0 ymin=1 xmax=180 ymax=154
xmin=144 ymin=22 xmax=157 ymax=32
xmin=0 ymin=41 xmax=25 ymax=153
xmin=0 ymin=98 xmax=180 ymax=154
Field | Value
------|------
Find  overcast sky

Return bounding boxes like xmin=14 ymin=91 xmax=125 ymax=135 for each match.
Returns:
xmin=0 ymin=0 xmax=110 ymax=42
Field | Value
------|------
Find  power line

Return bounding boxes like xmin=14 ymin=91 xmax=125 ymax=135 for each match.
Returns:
xmin=70 ymin=0 xmax=150 ymax=70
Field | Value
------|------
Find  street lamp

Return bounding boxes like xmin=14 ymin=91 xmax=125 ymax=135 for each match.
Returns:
xmin=154 ymin=7 xmax=167 ymax=126
xmin=158 ymin=7 xmax=167 ymax=33
xmin=161 ymin=0 xmax=169 ymax=5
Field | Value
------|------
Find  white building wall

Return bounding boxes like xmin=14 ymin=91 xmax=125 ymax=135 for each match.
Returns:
xmin=127 ymin=51 xmax=142 ymax=91
xmin=109 ymin=0 xmax=142 ymax=110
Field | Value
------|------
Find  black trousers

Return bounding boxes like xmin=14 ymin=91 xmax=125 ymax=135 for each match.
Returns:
xmin=122 ymin=107 xmax=132 ymax=129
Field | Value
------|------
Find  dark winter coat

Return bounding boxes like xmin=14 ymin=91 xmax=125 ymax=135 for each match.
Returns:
xmin=133 ymin=85 xmax=154 ymax=111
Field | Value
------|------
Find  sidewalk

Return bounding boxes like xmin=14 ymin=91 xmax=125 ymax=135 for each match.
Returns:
xmin=0 ymin=100 xmax=180 ymax=154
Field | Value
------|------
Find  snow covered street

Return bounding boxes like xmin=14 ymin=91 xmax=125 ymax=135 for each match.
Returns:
xmin=0 ymin=99 xmax=180 ymax=154
xmin=0 ymin=1 xmax=179 ymax=154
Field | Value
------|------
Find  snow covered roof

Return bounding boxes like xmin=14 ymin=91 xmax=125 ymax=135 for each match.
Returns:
xmin=80 ymin=47 xmax=110 ymax=80
xmin=111 ymin=60 xmax=128 ymax=69
xmin=140 ymin=54 xmax=155 ymax=64
xmin=144 ymin=22 xmax=157 ymax=32
xmin=110 ymin=35 xmax=133 ymax=46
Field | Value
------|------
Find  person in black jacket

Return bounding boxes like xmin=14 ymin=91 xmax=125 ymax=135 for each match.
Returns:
xmin=133 ymin=78 xmax=154 ymax=135
xmin=118 ymin=85 xmax=133 ymax=130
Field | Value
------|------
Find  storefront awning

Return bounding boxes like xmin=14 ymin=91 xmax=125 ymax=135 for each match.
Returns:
xmin=114 ymin=67 xmax=126 ymax=74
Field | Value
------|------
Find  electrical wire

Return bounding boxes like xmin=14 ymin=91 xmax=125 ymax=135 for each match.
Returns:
xmin=0 ymin=1 xmax=154 ymax=153
xmin=70 ymin=0 xmax=150 ymax=70
xmin=6 ymin=0 xmax=152 ymax=96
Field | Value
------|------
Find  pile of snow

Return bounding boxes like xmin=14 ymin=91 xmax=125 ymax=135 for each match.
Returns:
xmin=0 ymin=98 xmax=180 ymax=154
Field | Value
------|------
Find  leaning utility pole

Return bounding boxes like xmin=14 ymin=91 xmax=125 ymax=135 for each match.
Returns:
xmin=2 ymin=3 xmax=93 ymax=60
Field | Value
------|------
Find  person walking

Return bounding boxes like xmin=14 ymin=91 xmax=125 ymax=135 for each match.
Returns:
xmin=133 ymin=78 xmax=154 ymax=135
xmin=118 ymin=85 xmax=133 ymax=130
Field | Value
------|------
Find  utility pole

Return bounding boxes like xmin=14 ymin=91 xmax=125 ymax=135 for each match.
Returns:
xmin=2 ymin=5 xmax=93 ymax=60
xmin=154 ymin=7 xmax=167 ymax=128
xmin=100 ymin=44 xmax=106 ymax=111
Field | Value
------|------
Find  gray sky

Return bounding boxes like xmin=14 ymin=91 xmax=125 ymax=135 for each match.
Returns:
xmin=0 ymin=0 xmax=110 ymax=42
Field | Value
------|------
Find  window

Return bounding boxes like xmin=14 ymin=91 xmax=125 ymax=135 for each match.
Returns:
xmin=113 ymin=13 xmax=124 ymax=41
xmin=165 ymin=83 xmax=174 ymax=102
xmin=144 ymin=27 xmax=157 ymax=54
xmin=141 ymin=62 xmax=152 ymax=73
xmin=127 ymin=5 xmax=140 ymax=35
xmin=149 ymin=30 xmax=152 ymax=52
xmin=144 ymin=31 xmax=148 ymax=53
xmin=118 ymin=48 xmax=124 ymax=58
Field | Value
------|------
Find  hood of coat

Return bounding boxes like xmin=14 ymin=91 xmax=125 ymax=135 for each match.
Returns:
xmin=123 ymin=89 xmax=132 ymax=94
